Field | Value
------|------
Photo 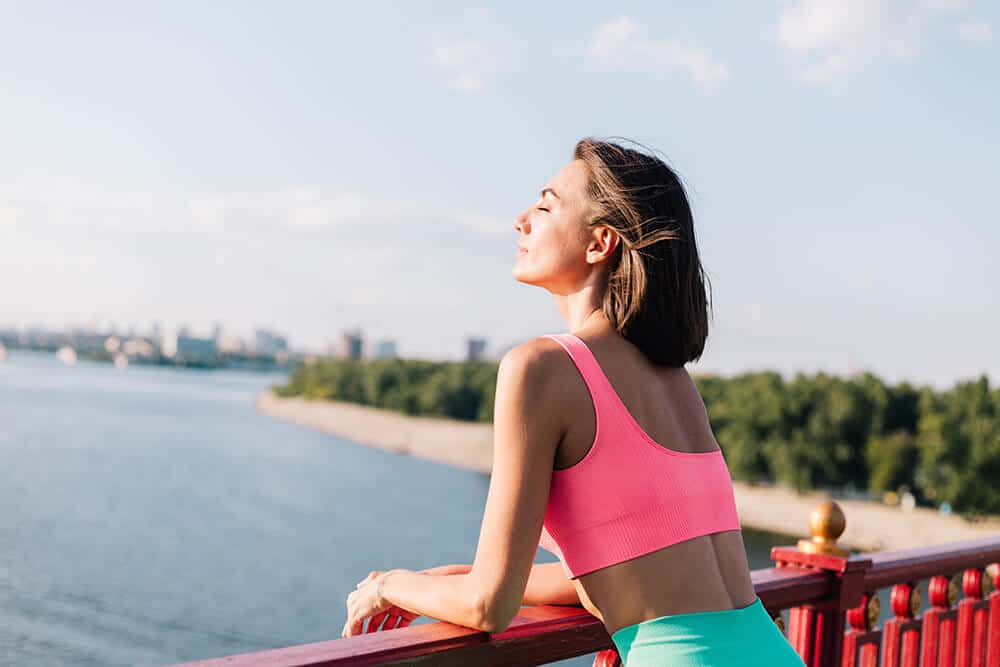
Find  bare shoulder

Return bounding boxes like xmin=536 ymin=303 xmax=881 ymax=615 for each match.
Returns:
xmin=494 ymin=337 xmax=574 ymax=447
xmin=498 ymin=336 xmax=574 ymax=393
xmin=499 ymin=336 xmax=566 ymax=372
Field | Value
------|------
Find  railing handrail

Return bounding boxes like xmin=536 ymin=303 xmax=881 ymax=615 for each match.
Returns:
xmin=165 ymin=561 xmax=851 ymax=666
xmin=170 ymin=514 xmax=1000 ymax=667
xmin=862 ymin=535 xmax=1000 ymax=590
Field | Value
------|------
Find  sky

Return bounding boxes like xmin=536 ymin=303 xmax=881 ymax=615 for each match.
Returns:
xmin=1 ymin=0 xmax=997 ymax=389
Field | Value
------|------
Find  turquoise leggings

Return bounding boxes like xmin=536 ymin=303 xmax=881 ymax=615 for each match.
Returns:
xmin=610 ymin=597 xmax=806 ymax=666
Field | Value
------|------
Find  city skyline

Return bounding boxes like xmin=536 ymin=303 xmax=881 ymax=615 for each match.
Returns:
xmin=0 ymin=320 xmax=502 ymax=363
xmin=2 ymin=2 xmax=997 ymax=389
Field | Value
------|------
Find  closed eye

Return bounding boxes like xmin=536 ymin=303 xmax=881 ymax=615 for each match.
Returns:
xmin=536 ymin=206 xmax=549 ymax=212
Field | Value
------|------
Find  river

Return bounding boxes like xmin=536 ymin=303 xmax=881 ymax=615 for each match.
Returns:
xmin=0 ymin=350 xmax=796 ymax=666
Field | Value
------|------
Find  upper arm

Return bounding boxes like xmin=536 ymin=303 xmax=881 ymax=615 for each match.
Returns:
xmin=468 ymin=338 xmax=565 ymax=632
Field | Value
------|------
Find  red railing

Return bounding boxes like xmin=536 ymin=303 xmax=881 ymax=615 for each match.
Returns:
xmin=173 ymin=501 xmax=1000 ymax=666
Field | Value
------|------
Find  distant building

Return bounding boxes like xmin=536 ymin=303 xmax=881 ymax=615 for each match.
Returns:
xmin=340 ymin=331 xmax=364 ymax=360
xmin=253 ymin=328 xmax=289 ymax=357
xmin=466 ymin=337 xmax=488 ymax=362
xmin=121 ymin=337 xmax=157 ymax=361
xmin=374 ymin=339 xmax=397 ymax=359
xmin=162 ymin=334 xmax=219 ymax=366
xmin=217 ymin=334 xmax=246 ymax=354
xmin=0 ymin=327 xmax=17 ymax=347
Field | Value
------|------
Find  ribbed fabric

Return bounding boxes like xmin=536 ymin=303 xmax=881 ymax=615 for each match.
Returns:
xmin=536 ymin=333 xmax=741 ymax=579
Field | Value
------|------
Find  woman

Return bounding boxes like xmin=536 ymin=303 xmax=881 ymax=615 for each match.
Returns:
xmin=343 ymin=138 xmax=805 ymax=666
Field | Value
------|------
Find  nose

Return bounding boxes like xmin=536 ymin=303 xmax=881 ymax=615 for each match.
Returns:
xmin=513 ymin=207 xmax=529 ymax=234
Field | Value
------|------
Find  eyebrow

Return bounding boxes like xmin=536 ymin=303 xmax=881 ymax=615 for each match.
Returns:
xmin=540 ymin=187 xmax=560 ymax=199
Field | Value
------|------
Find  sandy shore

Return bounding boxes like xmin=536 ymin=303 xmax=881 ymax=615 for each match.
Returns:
xmin=257 ymin=392 xmax=1000 ymax=553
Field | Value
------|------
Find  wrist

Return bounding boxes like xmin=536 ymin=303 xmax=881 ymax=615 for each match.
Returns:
xmin=377 ymin=568 xmax=405 ymax=607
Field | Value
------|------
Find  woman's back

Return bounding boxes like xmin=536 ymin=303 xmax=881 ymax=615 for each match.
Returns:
xmin=544 ymin=329 xmax=756 ymax=637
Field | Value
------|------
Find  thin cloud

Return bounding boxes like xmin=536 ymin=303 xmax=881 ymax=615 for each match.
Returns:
xmin=776 ymin=0 xmax=972 ymax=86
xmin=189 ymin=189 xmax=416 ymax=228
xmin=457 ymin=213 xmax=513 ymax=239
xmin=588 ymin=17 xmax=729 ymax=86
xmin=0 ymin=183 xmax=163 ymax=231
xmin=957 ymin=18 xmax=992 ymax=45
xmin=429 ymin=34 xmax=505 ymax=93
xmin=1 ymin=183 xmax=509 ymax=240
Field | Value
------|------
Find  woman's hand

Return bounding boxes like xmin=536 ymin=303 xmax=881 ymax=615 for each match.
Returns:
xmin=342 ymin=569 xmax=418 ymax=638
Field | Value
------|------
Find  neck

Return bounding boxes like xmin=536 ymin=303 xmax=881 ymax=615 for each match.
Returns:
xmin=554 ymin=289 xmax=609 ymax=334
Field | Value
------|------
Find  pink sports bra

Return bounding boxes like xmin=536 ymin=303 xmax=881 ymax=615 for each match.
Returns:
xmin=536 ymin=333 xmax=741 ymax=579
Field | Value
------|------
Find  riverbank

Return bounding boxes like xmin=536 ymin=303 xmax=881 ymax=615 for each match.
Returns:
xmin=257 ymin=392 xmax=1000 ymax=552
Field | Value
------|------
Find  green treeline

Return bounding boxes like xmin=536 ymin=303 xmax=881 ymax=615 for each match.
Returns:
xmin=275 ymin=358 xmax=499 ymax=422
xmin=274 ymin=360 xmax=999 ymax=516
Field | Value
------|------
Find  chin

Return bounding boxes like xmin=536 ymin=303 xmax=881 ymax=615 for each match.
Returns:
xmin=512 ymin=268 xmax=548 ymax=290
xmin=511 ymin=264 xmax=537 ymax=286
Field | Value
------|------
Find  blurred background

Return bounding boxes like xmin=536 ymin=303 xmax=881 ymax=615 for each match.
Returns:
xmin=1 ymin=1 xmax=997 ymax=665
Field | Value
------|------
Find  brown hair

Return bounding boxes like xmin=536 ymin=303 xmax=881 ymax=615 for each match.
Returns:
xmin=573 ymin=137 xmax=712 ymax=367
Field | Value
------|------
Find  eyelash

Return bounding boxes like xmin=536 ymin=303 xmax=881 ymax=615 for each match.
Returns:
xmin=536 ymin=206 xmax=549 ymax=212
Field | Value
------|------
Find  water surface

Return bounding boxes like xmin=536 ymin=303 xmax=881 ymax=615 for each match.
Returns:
xmin=0 ymin=351 xmax=796 ymax=666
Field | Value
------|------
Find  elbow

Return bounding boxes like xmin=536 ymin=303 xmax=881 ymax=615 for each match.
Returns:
xmin=477 ymin=611 xmax=512 ymax=634
xmin=475 ymin=594 xmax=516 ymax=634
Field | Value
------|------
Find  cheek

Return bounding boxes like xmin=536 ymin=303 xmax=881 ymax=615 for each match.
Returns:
xmin=536 ymin=232 xmax=586 ymax=274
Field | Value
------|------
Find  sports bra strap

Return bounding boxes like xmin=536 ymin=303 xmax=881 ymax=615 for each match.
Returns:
xmin=542 ymin=333 xmax=621 ymax=420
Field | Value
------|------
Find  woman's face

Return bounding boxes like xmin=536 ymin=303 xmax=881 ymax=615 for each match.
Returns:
xmin=512 ymin=159 xmax=595 ymax=291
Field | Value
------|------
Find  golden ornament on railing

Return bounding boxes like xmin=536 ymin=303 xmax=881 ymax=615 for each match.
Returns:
xmin=867 ymin=595 xmax=881 ymax=630
xmin=797 ymin=499 xmax=849 ymax=556
xmin=909 ymin=586 xmax=921 ymax=617
xmin=949 ymin=573 xmax=960 ymax=606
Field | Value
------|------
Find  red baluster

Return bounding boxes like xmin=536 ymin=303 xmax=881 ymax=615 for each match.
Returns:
xmin=592 ymin=648 xmax=621 ymax=667
xmin=883 ymin=582 xmax=921 ymax=667
xmin=922 ymin=574 xmax=958 ymax=667
xmin=842 ymin=592 xmax=879 ymax=667
xmin=956 ymin=568 xmax=986 ymax=667
xmin=986 ymin=563 xmax=999 ymax=667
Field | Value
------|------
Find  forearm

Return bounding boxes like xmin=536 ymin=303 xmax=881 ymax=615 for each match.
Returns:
xmin=377 ymin=562 xmax=580 ymax=633
xmin=413 ymin=562 xmax=577 ymax=605
xmin=380 ymin=570 xmax=489 ymax=631
xmin=521 ymin=562 xmax=581 ymax=607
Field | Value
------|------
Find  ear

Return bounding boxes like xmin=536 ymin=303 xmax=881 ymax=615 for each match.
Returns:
xmin=585 ymin=226 xmax=621 ymax=265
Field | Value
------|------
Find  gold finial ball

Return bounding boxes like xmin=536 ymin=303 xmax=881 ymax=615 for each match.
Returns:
xmin=809 ymin=500 xmax=846 ymax=542
xmin=797 ymin=499 xmax=849 ymax=556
